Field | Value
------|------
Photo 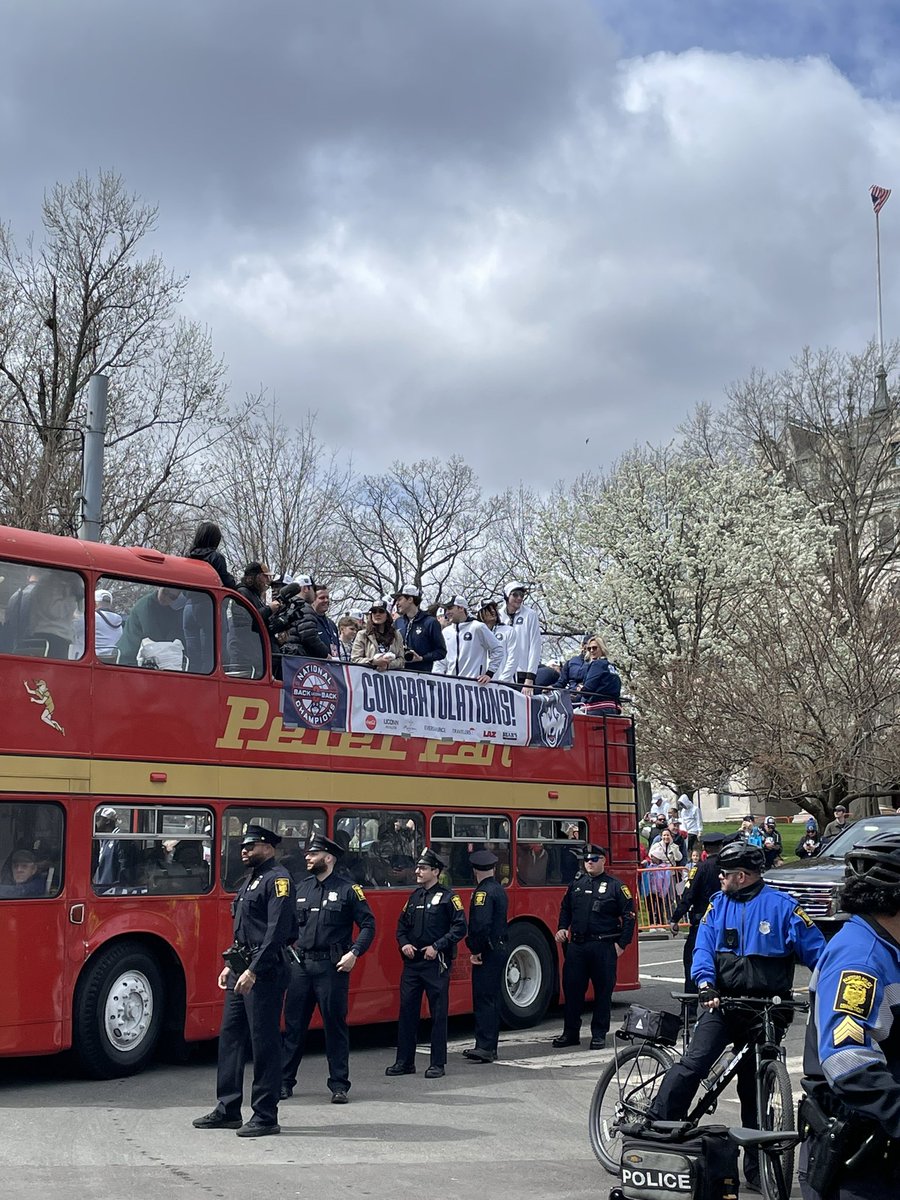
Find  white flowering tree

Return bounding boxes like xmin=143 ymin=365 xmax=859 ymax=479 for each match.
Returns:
xmin=533 ymin=447 xmax=831 ymax=799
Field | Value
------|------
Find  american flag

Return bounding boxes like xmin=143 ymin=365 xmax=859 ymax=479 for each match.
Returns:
xmin=871 ymin=184 xmax=892 ymax=214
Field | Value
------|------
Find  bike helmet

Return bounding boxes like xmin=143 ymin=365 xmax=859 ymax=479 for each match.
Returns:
xmin=844 ymin=831 xmax=900 ymax=887
xmin=717 ymin=840 xmax=766 ymax=874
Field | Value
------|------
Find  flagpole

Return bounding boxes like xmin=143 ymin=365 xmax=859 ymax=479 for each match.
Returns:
xmin=876 ymin=208 xmax=885 ymax=365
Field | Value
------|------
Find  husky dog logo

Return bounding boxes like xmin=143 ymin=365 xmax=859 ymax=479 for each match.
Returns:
xmin=536 ymin=690 xmax=570 ymax=748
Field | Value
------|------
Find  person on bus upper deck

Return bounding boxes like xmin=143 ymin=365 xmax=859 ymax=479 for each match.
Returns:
xmin=647 ymin=839 xmax=825 ymax=1190
xmin=281 ymin=833 xmax=375 ymax=1105
xmin=26 ymin=571 xmax=81 ymax=660
xmin=311 ymin=586 xmax=340 ymax=659
xmin=230 ymin=562 xmax=282 ymax=670
xmin=433 ymin=597 xmax=503 ymax=682
xmin=335 ymin=615 xmax=361 ymax=662
xmin=117 ymin=586 xmax=186 ymax=667
xmin=350 ymin=600 xmax=404 ymax=670
xmin=0 ymin=568 xmax=40 ymax=653
xmin=557 ymin=640 xmax=590 ymax=692
xmin=386 ymin=847 xmax=467 ymax=1080
xmin=193 ymin=824 xmax=295 ymax=1137
xmin=392 ymin=584 xmax=446 ymax=673
xmin=276 ymin=574 xmax=329 ymax=661
xmin=93 ymin=589 xmax=125 ymax=655
xmin=576 ymin=635 xmax=621 ymax=710
xmin=552 ymin=844 xmax=634 ymax=1050
xmin=499 ymin=581 xmax=542 ymax=693
xmin=186 ymin=521 xmax=236 ymax=589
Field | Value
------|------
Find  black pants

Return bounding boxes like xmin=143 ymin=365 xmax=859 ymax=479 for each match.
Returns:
xmin=682 ymin=923 xmax=699 ymax=994
xmin=472 ymin=948 xmax=504 ymax=1054
xmin=799 ymin=1139 xmax=898 ymax=1200
xmin=650 ymin=1006 xmax=783 ymax=1182
xmin=215 ymin=967 xmax=287 ymax=1125
xmin=396 ymin=958 xmax=450 ymax=1067
xmin=282 ymin=958 xmax=351 ymax=1093
xmin=561 ymin=940 xmax=618 ymax=1040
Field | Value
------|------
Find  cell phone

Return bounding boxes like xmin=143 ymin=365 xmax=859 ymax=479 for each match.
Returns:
xmin=404 ymin=648 xmax=415 ymax=661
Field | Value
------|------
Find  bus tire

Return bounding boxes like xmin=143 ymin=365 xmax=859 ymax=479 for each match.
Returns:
xmin=500 ymin=924 xmax=554 ymax=1028
xmin=73 ymin=942 xmax=165 ymax=1078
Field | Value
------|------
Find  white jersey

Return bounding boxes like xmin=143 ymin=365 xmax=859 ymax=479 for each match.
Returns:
xmin=489 ymin=623 xmax=516 ymax=682
xmin=434 ymin=619 xmax=504 ymax=679
xmin=500 ymin=602 xmax=542 ymax=680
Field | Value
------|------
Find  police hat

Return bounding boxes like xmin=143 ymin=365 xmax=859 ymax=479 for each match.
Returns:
xmin=306 ymin=833 xmax=345 ymax=859
xmin=583 ymin=843 xmax=608 ymax=859
xmin=241 ymin=823 xmax=281 ymax=847
xmin=700 ymin=832 xmax=726 ymax=849
xmin=416 ymin=847 xmax=444 ymax=870
xmin=469 ymin=849 xmax=498 ymax=869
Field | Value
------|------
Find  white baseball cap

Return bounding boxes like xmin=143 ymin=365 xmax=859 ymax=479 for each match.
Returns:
xmin=393 ymin=583 xmax=420 ymax=598
xmin=503 ymin=579 xmax=527 ymax=598
xmin=447 ymin=595 xmax=469 ymax=611
xmin=292 ymin=573 xmax=315 ymax=588
xmin=95 ymin=588 xmax=113 ymax=607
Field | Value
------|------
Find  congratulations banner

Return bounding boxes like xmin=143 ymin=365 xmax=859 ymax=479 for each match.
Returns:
xmin=280 ymin=657 xmax=574 ymax=749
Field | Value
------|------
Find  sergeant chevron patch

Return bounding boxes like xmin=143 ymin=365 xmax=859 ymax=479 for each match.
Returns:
xmin=833 ymin=1016 xmax=865 ymax=1046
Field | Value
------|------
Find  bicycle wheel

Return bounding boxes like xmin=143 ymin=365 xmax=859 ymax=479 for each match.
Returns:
xmin=589 ymin=1043 xmax=675 ymax=1174
xmin=758 ymin=1059 xmax=794 ymax=1200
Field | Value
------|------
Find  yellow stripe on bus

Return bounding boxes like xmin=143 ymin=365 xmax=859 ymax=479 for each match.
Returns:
xmin=0 ymin=753 xmax=635 ymax=813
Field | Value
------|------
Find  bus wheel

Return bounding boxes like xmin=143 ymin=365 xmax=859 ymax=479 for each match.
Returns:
xmin=73 ymin=942 xmax=165 ymax=1078
xmin=500 ymin=924 xmax=553 ymax=1028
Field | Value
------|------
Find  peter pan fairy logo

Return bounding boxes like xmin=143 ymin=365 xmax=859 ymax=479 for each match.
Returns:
xmin=24 ymin=679 xmax=65 ymax=735
xmin=289 ymin=662 xmax=340 ymax=728
xmin=834 ymin=970 xmax=876 ymax=1019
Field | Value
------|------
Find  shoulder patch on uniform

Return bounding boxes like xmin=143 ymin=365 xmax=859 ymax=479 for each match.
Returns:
xmin=274 ymin=877 xmax=290 ymax=898
xmin=833 ymin=1016 xmax=866 ymax=1047
xmin=794 ymin=905 xmax=814 ymax=928
xmin=621 ymin=885 xmax=632 ymax=900
xmin=473 ymin=891 xmax=486 ymax=906
xmin=834 ymin=970 xmax=877 ymax=1019
xmin=352 ymin=884 xmax=366 ymax=901
xmin=451 ymin=894 xmax=464 ymax=911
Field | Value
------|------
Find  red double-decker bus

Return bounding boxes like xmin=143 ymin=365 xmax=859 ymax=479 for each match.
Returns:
xmin=0 ymin=526 xmax=639 ymax=1077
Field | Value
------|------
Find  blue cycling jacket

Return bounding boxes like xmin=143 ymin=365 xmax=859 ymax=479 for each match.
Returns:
xmin=693 ymin=879 xmax=825 ymax=996
xmin=802 ymin=914 xmax=900 ymax=1137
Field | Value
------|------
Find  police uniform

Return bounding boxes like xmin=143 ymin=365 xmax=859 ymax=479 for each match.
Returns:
xmin=197 ymin=824 xmax=296 ymax=1133
xmin=281 ymin=835 xmax=376 ymax=1102
xmin=555 ymin=844 xmax=635 ymax=1047
xmin=650 ymin=874 xmax=825 ymax=1179
xmin=670 ymin=834 xmax=726 ymax=997
xmin=387 ymin=848 xmax=467 ymax=1076
xmin=799 ymin=914 xmax=900 ymax=1200
xmin=464 ymin=850 xmax=509 ymax=1062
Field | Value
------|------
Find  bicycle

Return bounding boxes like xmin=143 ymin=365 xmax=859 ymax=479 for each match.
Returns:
xmin=589 ymin=991 xmax=808 ymax=1200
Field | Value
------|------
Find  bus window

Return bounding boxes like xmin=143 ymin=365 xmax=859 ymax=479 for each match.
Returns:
xmin=221 ymin=596 xmax=266 ymax=679
xmin=92 ymin=804 xmax=213 ymax=896
xmin=0 ymin=561 xmax=85 ymax=661
xmin=334 ymin=810 xmax=425 ymax=888
xmin=0 ymin=801 xmax=64 ymax=898
xmin=222 ymin=807 xmax=326 ymax=889
xmin=96 ymin=576 xmax=215 ymax=673
xmin=431 ymin=813 xmax=511 ymax=887
xmin=516 ymin=816 xmax=586 ymax=886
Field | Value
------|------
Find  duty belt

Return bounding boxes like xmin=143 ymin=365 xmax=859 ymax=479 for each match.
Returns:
xmin=295 ymin=949 xmax=331 ymax=961
xmin=571 ymin=933 xmax=613 ymax=944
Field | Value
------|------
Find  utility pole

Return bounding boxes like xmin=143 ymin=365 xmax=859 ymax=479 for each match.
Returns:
xmin=78 ymin=374 xmax=108 ymax=541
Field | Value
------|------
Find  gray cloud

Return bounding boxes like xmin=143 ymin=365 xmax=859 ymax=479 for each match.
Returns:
xmin=2 ymin=2 xmax=898 ymax=489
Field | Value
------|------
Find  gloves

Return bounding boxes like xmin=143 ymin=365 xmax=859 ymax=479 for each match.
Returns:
xmin=670 ymin=922 xmax=679 ymax=937
xmin=698 ymin=985 xmax=720 ymax=1006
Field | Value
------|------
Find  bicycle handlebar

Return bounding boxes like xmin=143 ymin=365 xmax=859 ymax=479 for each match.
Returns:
xmin=669 ymin=990 xmax=809 ymax=1012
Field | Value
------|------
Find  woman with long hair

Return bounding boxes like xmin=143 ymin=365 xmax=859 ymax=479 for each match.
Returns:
xmin=351 ymin=600 xmax=404 ymax=671
xmin=183 ymin=521 xmax=235 ymax=671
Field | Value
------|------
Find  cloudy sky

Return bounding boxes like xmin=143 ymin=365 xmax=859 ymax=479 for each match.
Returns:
xmin=4 ymin=0 xmax=900 ymax=489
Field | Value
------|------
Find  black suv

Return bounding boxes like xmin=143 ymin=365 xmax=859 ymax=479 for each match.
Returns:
xmin=765 ymin=813 xmax=900 ymax=933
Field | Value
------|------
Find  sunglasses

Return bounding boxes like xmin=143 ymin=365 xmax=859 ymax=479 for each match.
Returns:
xmin=718 ymin=868 xmax=743 ymax=877
xmin=583 ymin=854 xmax=604 ymax=863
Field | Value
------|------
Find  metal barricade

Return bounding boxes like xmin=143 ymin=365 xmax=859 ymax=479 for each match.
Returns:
xmin=636 ymin=863 xmax=687 ymax=931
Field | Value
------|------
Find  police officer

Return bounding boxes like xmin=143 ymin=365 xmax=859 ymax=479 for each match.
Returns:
xmin=281 ymin=833 xmax=375 ymax=1104
xmin=669 ymin=831 xmax=727 ymax=1004
xmin=552 ymin=843 xmax=635 ymax=1050
xmin=193 ymin=824 xmax=295 ymax=1137
xmin=648 ymin=839 xmax=825 ymax=1188
xmin=799 ymin=830 xmax=900 ymax=1200
xmin=462 ymin=849 xmax=509 ymax=1063
xmin=386 ymin=847 xmax=467 ymax=1079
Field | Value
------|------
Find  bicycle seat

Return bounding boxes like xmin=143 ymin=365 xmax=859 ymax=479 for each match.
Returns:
xmin=729 ymin=1128 xmax=800 ymax=1149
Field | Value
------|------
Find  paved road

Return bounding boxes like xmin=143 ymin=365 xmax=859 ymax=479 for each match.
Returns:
xmin=1 ymin=936 xmax=810 ymax=1200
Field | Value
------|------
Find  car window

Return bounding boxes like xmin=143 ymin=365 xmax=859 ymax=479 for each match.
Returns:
xmin=821 ymin=816 xmax=900 ymax=856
